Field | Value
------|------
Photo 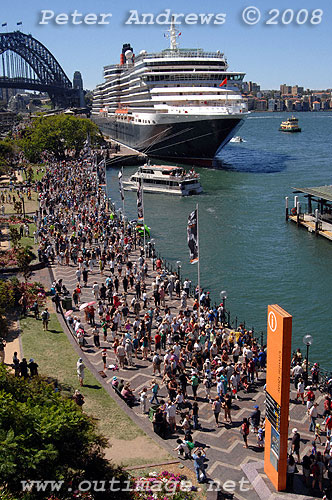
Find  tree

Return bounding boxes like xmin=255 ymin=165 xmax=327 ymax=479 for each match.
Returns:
xmin=9 ymin=227 xmax=21 ymax=249
xmin=15 ymin=246 xmax=35 ymax=282
xmin=0 ymin=365 xmax=131 ymax=500
xmin=19 ymin=114 xmax=102 ymax=162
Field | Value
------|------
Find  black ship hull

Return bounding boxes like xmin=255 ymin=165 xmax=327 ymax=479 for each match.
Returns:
xmin=92 ymin=115 xmax=245 ymax=166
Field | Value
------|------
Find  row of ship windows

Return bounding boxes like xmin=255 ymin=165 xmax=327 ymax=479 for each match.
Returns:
xmin=146 ymin=60 xmax=226 ymax=67
xmin=144 ymin=74 xmax=243 ymax=82
xmin=133 ymin=177 xmax=181 ymax=186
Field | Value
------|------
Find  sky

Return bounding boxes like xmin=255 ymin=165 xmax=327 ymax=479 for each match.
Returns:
xmin=2 ymin=0 xmax=332 ymax=91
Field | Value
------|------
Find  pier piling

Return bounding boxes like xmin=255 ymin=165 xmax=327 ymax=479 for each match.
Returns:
xmin=285 ymin=196 xmax=289 ymax=221
xmin=315 ymin=208 xmax=319 ymax=236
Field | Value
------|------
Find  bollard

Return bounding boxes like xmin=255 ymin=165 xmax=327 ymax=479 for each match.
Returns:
xmin=285 ymin=196 xmax=289 ymax=221
xmin=315 ymin=208 xmax=319 ymax=236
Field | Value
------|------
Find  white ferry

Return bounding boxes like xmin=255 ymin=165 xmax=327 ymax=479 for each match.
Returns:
xmin=123 ymin=164 xmax=202 ymax=196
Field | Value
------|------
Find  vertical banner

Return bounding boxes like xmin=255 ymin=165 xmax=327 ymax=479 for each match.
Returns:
xmin=264 ymin=305 xmax=292 ymax=491
xmin=187 ymin=209 xmax=198 ymax=264
xmin=118 ymin=168 xmax=124 ymax=201
xmin=137 ymin=177 xmax=144 ymax=220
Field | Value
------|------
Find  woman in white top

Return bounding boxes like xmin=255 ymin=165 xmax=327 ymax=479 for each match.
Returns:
xmin=76 ymin=358 xmax=85 ymax=386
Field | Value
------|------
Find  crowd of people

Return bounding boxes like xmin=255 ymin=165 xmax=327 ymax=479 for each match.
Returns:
xmin=10 ymin=151 xmax=331 ymax=495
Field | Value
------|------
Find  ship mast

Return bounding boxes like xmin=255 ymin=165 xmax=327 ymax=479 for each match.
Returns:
xmin=165 ymin=15 xmax=180 ymax=50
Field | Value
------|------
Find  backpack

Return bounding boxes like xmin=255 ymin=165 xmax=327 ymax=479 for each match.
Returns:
xmin=41 ymin=311 xmax=48 ymax=320
xmin=186 ymin=440 xmax=195 ymax=450
xmin=241 ymin=423 xmax=249 ymax=435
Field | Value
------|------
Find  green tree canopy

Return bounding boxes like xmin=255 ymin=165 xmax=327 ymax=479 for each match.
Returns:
xmin=19 ymin=114 xmax=102 ymax=162
xmin=0 ymin=366 xmax=130 ymax=500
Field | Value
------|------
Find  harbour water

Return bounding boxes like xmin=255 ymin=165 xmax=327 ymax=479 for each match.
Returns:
xmin=106 ymin=111 xmax=332 ymax=366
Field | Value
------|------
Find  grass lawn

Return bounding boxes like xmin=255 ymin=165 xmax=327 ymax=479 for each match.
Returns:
xmin=9 ymin=223 xmax=37 ymax=250
xmin=20 ymin=312 xmax=145 ymax=442
xmin=31 ymin=165 xmax=46 ymax=183
xmin=4 ymin=191 xmax=38 ymax=216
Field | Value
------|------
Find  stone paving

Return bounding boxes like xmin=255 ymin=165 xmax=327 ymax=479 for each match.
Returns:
xmin=46 ymin=245 xmax=327 ymax=500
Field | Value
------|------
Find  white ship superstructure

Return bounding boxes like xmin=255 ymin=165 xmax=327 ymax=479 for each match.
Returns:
xmin=92 ymin=20 xmax=248 ymax=165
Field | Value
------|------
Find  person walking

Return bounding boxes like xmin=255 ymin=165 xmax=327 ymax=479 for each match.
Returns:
xmin=92 ymin=326 xmax=100 ymax=348
xmin=287 ymin=455 xmax=296 ymax=491
xmin=0 ymin=337 xmax=6 ymax=364
xmin=41 ymin=308 xmax=50 ymax=331
xmin=223 ymin=393 xmax=233 ymax=424
xmin=291 ymin=428 xmax=301 ymax=463
xmin=241 ymin=418 xmax=250 ymax=448
xmin=309 ymin=402 xmax=318 ymax=432
xmin=149 ymin=379 xmax=159 ymax=404
xmin=116 ymin=343 xmax=126 ymax=369
xmin=250 ymin=405 xmax=261 ymax=433
xmin=192 ymin=447 xmax=207 ymax=483
xmin=190 ymin=371 xmax=200 ymax=401
xmin=139 ymin=387 xmax=148 ymax=414
xmin=192 ymin=402 xmax=200 ymax=430
xmin=212 ymin=396 xmax=221 ymax=427
xmin=76 ymin=357 xmax=85 ymax=386
xmin=102 ymin=349 xmax=107 ymax=370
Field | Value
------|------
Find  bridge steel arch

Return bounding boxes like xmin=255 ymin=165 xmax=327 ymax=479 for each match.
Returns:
xmin=0 ymin=31 xmax=80 ymax=107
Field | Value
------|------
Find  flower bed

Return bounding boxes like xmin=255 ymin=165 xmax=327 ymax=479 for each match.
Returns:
xmin=0 ymin=249 xmax=19 ymax=268
xmin=0 ymin=216 xmax=33 ymax=224
xmin=132 ymin=470 xmax=196 ymax=499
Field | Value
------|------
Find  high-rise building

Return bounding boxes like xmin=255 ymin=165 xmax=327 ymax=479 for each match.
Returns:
xmin=280 ymin=84 xmax=292 ymax=95
xmin=73 ymin=71 xmax=85 ymax=107
xmin=73 ymin=71 xmax=83 ymax=90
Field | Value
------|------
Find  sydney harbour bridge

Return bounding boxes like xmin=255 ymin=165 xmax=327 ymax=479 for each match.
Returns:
xmin=0 ymin=30 xmax=81 ymax=107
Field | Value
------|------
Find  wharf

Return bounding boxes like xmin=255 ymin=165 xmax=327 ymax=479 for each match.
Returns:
xmin=104 ymin=138 xmax=146 ymax=167
xmin=287 ymin=185 xmax=332 ymax=242
xmin=288 ymin=214 xmax=332 ymax=241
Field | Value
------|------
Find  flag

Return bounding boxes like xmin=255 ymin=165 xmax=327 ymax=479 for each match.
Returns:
xmin=17 ymin=21 xmax=22 ymax=25
xmin=187 ymin=209 xmax=198 ymax=264
xmin=118 ymin=168 xmax=124 ymax=202
xmin=2 ymin=23 xmax=7 ymax=27
xmin=137 ymin=178 xmax=144 ymax=220
xmin=219 ymin=77 xmax=227 ymax=87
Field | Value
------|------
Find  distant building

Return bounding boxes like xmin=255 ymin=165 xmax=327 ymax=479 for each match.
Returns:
xmin=0 ymin=110 xmax=17 ymax=133
xmin=255 ymin=99 xmax=267 ymax=111
xmin=312 ymin=101 xmax=321 ymax=111
xmin=248 ymin=81 xmax=260 ymax=93
xmin=73 ymin=71 xmax=85 ymax=107
xmin=8 ymin=93 xmax=30 ymax=113
xmin=268 ymin=98 xmax=275 ymax=111
xmin=280 ymin=84 xmax=292 ymax=95
xmin=241 ymin=82 xmax=249 ymax=93
xmin=292 ymin=85 xmax=304 ymax=96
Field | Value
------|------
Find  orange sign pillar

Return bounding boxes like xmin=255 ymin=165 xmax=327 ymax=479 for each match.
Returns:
xmin=264 ymin=304 xmax=292 ymax=491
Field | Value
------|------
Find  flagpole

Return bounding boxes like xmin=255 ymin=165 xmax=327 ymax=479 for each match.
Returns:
xmin=142 ymin=177 xmax=146 ymax=256
xmin=121 ymin=167 xmax=125 ymax=217
xmin=196 ymin=202 xmax=201 ymax=325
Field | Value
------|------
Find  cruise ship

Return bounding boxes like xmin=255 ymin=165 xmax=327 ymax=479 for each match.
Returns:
xmin=92 ymin=20 xmax=248 ymax=166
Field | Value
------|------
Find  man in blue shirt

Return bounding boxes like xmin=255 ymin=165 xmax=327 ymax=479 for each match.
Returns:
xmin=192 ymin=447 xmax=207 ymax=483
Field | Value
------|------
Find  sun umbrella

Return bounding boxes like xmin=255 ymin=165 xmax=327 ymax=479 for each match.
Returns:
xmin=64 ymin=310 xmax=73 ymax=317
xmin=79 ymin=302 xmax=90 ymax=311
xmin=87 ymin=301 xmax=97 ymax=306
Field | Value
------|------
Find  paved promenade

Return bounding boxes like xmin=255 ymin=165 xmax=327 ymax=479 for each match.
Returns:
xmin=49 ymin=245 xmax=324 ymax=500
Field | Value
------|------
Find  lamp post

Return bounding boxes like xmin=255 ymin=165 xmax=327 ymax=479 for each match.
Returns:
xmin=303 ymin=334 xmax=313 ymax=385
xmin=151 ymin=239 xmax=155 ymax=269
xmin=176 ymin=260 xmax=182 ymax=282
xmin=19 ymin=193 xmax=25 ymax=218
xmin=220 ymin=290 xmax=227 ymax=325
